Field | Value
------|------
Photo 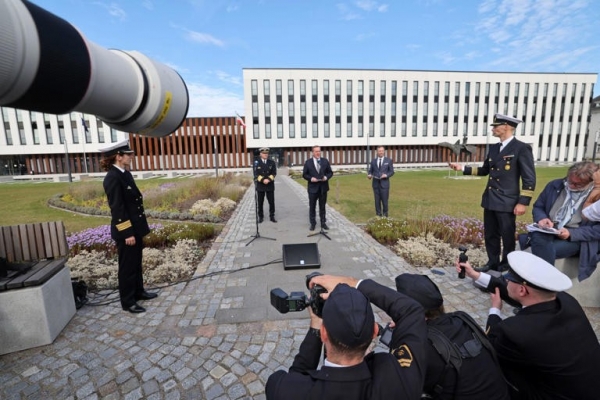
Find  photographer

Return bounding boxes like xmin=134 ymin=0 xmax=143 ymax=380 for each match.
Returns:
xmin=265 ymin=274 xmax=427 ymax=400
xmin=457 ymin=251 xmax=600 ymax=400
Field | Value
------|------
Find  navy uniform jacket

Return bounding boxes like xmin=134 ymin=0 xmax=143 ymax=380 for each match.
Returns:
xmin=368 ymin=157 xmax=394 ymax=189
xmin=265 ymin=279 xmax=427 ymax=400
xmin=485 ymin=276 xmax=600 ymax=400
xmin=464 ymin=138 xmax=535 ymax=212
xmin=253 ymin=158 xmax=277 ymax=192
xmin=103 ymin=166 xmax=150 ymax=241
xmin=302 ymin=158 xmax=334 ymax=194
xmin=424 ymin=313 xmax=509 ymax=400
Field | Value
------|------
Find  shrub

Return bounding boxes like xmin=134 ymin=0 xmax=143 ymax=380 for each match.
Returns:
xmin=394 ymin=234 xmax=488 ymax=268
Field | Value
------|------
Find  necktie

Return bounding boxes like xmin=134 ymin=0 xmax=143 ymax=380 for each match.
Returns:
xmin=316 ymin=159 xmax=321 ymax=173
xmin=263 ymin=159 xmax=266 ymax=164
xmin=378 ymin=158 xmax=382 ymax=170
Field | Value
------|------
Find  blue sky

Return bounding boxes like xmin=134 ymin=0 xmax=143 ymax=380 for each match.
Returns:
xmin=35 ymin=0 xmax=600 ymax=118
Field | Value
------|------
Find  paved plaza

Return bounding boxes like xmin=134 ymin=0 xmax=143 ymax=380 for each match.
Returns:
xmin=1 ymin=170 xmax=599 ymax=399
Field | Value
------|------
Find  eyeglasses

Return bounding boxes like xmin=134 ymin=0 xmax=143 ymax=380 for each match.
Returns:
xmin=567 ymin=177 xmax=590 ymax=190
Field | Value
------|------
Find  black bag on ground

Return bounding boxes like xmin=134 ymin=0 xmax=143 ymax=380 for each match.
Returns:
xmin=71 ymin=279 xmax=88 ymax=309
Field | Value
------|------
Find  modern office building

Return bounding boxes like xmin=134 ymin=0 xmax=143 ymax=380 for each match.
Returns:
xmin=243 ymin=68 xmax=597 ymax=166
xmin=585 ymin=95 xmax=600 ymax=160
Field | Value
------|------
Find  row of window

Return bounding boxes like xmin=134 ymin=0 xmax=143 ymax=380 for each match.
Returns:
xmin=1 ymin=109 xmax=118 ymax=146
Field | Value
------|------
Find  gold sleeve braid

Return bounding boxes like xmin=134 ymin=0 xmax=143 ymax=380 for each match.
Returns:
xmin=116 ymin=220 xmax=132 ymax=231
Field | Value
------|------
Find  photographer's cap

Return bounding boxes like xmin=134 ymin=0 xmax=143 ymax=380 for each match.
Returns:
xmin=504 ymin=251 xmax=572 ymax=292
xmin=322 ymin=284 xmax=375 ymax=348
xmin=259 ymin=147 xmax=270 ymax=154
xmin=395 ymin=274 xmax=443 ymax=311
xmin=99 ymin=139 xmax=134 ymax=157
xmin=490 ymin=113 xmax=522 ymax=128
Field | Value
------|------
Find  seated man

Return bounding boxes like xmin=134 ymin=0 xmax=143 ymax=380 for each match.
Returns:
xmin=457 ymin=251 xmax=600 ymax=400
xmin=527 ymin=161 xmax=600 ymax=279
xmin=265 ymin=274 xmax=427 ymax=400
xmin=395 ymin=274 xmax=509 ymax=400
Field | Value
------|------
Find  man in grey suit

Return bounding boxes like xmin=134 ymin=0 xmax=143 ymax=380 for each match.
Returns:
xmin=368 ymin=146 xmax=394 ymax=217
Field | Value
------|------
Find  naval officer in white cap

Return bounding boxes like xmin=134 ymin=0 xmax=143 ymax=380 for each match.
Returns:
xmin=450 ymin=114 xmax=536 ymax=273
xmin=457 ymin=251 xmax=600 ymax=399
xmin=100 ymin=139 xmax=158 ymax=314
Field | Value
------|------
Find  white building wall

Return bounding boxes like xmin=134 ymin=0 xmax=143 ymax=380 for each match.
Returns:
xmin=243 ymin=69 xmax=597 ymax=162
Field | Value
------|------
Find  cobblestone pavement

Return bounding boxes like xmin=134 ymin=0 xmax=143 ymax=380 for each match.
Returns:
xmin=1 ymin=170 xmax=599 ymax=399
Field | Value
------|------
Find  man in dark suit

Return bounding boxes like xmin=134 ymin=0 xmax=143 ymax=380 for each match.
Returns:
xmin=303 ymin=145 xmax=334 ymax=231
xmin=458 ymin=251 xmax=600 ymax=400
xmin=253 ymin=147 xmax=277 ymax=223
xmin=368 ymin=146 xmax=394 ymax=217
xmin=100 ymin=139 xmax=157 ymax=314
xmin=450 ymin=114 xmax=536 ymax=272
xmin=265 ymin=273 xmax=427 ymax=400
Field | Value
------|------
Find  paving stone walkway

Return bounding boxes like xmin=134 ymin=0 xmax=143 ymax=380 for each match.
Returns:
xmin=1 ymin=169 xmax=598 ymax=399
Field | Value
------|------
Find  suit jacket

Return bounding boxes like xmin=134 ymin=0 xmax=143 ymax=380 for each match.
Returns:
xmin=302 ymin=157 xmax=334 ymax=194
xmin=532 ymin=178 xmax=600 ymax=280
xmin=485 ymin=276 xmax=600 ymax=400
xmin=103 ymin=166 xmax=150 ymax=241
xmin=253 ymin=158 xmax=277 ymax=192
xmin=464 ymin=138 xmax=536 ymax=213
xmin=265 ymin=279 xmax=427 ymax=400
xmin=368 ymin=157 xmax=394 ymax=189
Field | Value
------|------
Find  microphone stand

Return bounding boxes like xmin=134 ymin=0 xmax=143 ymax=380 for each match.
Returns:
xmin=246 ymin=174 xmax=276 ymax=246
xmin=307 ymin=173 xmax=332 ymax=241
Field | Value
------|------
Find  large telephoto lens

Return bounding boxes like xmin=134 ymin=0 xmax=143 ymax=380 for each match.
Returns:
xmin=0 ymin=0 xmax=189 ymax=137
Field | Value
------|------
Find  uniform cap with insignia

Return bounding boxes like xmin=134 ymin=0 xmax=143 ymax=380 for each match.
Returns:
xmin=490 ymin=114 xmax=522 ymax=128
xmin=395 ymin=273 xmax=443 ymax=311
xmin=260 ymin=147 xmax=270 ymax=154
xmin=322 ymin=283 xmax=375 ymax=348
xmin=98 ymin=139 xmax=135 ymax=157
xmin=504 ymin=251 xmax=572 ymax=292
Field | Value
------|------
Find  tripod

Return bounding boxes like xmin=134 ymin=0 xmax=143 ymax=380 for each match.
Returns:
xmin=307 ymin=227 xmax=331 ymax=240
xmin=246 ymin=183 xmax=276 ymax=246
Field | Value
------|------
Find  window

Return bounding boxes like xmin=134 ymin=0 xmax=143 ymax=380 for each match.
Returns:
xmin=324 ymin=80 xmax=329 ymax=95
xmin=312 ymin=123 xmax=318 ymax=138
xmin=347 ymin=80 xmax=353 ymax=96
xmin=358 ymin=80 xmax=363 ymax=96
xmin=369 ymin=80 xmax=375 ymax=96
xmin=97 ymin=120 xmax=105 ymax=143
xmin=30 ymin=111 xmax=39 ymax=145
xmin=251 ymin=80 xmax=258 ymax=95
xmin=265 ymin=123 xmax=272 ymax=138
xmin=288 ymin=80 xmax=294 ymax=96
xmin=413 ymin=81 xmax=419 ymax=96
xmin=380 ymin=81 xmax=386 ymax=96
xmin=312 ymin=80 xmax=318 ymax=95
xmin=300 ymin=80 xmax=306 ymax=95
xmin=335 ymin=80 xmax=341 ymax=96
xmin=276 ymin=80 xmax=282 ymax=96
xmin=264 ymin=80 xmax=270 ymax=96
xmin=289 ymin=123 xmax=295 ymax=138
xmin=288 ymin=102 xmax=294 ymax=117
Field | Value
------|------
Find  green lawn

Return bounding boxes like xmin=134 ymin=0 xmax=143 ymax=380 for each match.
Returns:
xmin=0 ymin=166 xmax=570 ymax=234
xmin=297 ymin=165 xmax=570 ymax=224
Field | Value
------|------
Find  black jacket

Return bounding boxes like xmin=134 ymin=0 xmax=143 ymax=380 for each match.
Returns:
xmin=464 ymin=138 xmax=536 ymax=212
xmin=103 ymin=166 xmax=150 ymax=241
xmin=424 ymin=312 xmax=509 ymax=400
xmin=265 ymin=279 xmax=427 ymax=400
xmin=253 ymin=158 xmax=277 ymax=192
xmin=303 ymin=157 xmax=334 ymax=194
xmin=485 ymin=275 xmax=600 ymax=400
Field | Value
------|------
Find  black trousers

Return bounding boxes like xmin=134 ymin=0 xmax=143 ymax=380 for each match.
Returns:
xmin=257 ymin=190 xmax=275 ymax=218
xmin=483 ymin=209 xmax=516 ymax=267
xmin=308 ymin=190 xmax=328 ymax=225
xmin=116 ymin=236 xmax=145 ymax=308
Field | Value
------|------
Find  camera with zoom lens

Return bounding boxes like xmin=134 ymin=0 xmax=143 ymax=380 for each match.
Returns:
xmin=270 ymin=272 xmax=327 ymax=317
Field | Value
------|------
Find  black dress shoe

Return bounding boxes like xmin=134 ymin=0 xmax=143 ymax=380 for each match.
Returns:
xmin=474 ymin=264 xmax=494 ymax=273
xmin=123 ymin=304 xmax=146 ymax=313
xmin=310 ymin=224 xmax=316 ymax=231
xmin=136 ymin=291 xmax=158 ymax=300
xmin=497 ymin=263 xmax=510 ymax=272
xmin=270 ymin=217 xmax=277 ymax=223
xmin=321 ymin=223 xmax=329 ymax=230
xmin=259 ymin=217 xmax=264 ymax=223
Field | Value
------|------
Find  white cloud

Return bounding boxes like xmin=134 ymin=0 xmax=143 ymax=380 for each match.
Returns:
xmin=213 ymin=70 xmax=242 ymax=86
xmin=141 ymin=0 xmax=154 ymax=11
xmin=355 ymin=0 xmax=388 ymax=12
xmin=337 ymin=3 xmax=361 ymax=20
xmin=185 ymin=82 xmax=244 ymax=118
xmin=474 ymin=0 xmax=596 ymax=71
xmin=406 ymin=44 xmax=421 ymax=50
xmin=93 ymin=2 xmax=127 ymax=20
xmin=185 ymin=30 xmax=225 ymax=47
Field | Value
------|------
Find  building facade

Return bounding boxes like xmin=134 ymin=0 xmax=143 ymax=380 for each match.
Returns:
xmin=243 ymin=68 xmax=597 ymax=166
xmin=0 ymin=109 xmax=249 ymax=174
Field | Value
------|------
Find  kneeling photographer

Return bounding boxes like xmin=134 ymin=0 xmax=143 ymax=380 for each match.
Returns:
xmin=266 ymin=274 xmax=428 ymax=400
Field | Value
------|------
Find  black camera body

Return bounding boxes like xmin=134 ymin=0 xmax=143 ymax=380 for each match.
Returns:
xmin=378 ymin=323 xmax=393 ymax=347
xmin=458 ymin=245 xmax=468 ymax=279
xmin=270 ymin=272 xmax=327 ymax=317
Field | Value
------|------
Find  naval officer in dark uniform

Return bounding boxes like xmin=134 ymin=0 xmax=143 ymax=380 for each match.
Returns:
xmin=253 ymin=147 xmax=277 ymax=223
xmin=457 ymin=251 xmax=600 ymax=400
xmin=450 ymin=114 xmax=536 ymax=272
xmin=100 ymin=139 xmax=157 ymax=314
